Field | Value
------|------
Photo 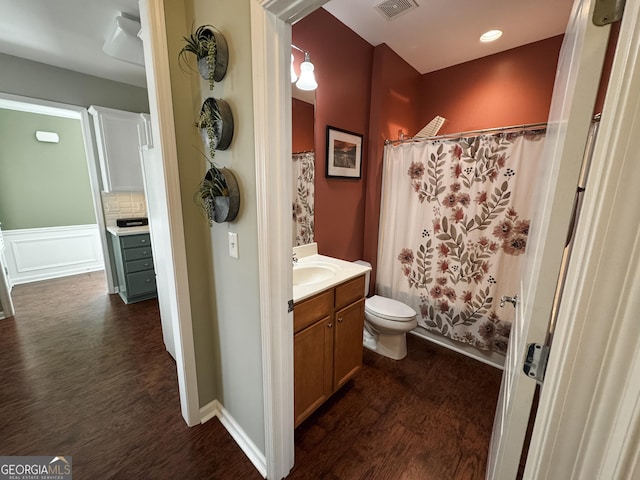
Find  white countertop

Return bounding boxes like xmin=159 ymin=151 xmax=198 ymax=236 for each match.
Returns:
xmin=107 ymin=225 xmax=150 ymax=236
xmin=292 ymin=243 xmax=370 ymax=303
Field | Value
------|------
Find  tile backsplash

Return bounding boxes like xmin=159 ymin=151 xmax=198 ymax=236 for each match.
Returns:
xmin=101 ymin=191 xmax=147 ymax=227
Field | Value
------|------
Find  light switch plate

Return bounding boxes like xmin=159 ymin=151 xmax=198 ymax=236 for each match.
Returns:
xmin=228 ymin=232 xmax=238 ymax=259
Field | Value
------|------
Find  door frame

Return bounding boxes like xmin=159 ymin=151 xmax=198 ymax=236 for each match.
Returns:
xmin=250 ymin=2 xmax=329 ymax=477
xmin=139 ymin=0 xmax=200 ymax=426
xmin=0 ymin=92 xmax=116 ymax=295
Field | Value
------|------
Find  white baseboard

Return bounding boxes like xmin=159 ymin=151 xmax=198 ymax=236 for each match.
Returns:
xmin=3 ymin=225 xmax=104 ymax=285
xmin=199 ymin=399 xmax=220 ymax=424
xmin=200 ymin=400 xmax=267 ymax=478
xmin=410 ymin=326 xmax=505 ymax=370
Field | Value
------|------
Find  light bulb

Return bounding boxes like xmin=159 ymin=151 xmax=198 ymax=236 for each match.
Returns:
xmin=295 ymin=53 xmax=317 ymax=91
xmin=480 ymin=29 xmax=503 ymax=42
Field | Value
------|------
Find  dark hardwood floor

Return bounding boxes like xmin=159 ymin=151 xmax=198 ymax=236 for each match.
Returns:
xmin=289 ymin=335 xmax=502 ymax=480
xmin=1 ymin=272 xmax=502 ymax=479
xmin=0 ymin=272 xmax=262 ymax=479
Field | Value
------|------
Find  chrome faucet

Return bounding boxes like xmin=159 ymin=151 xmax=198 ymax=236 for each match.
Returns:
xmin=500 ymin=294 xmax=519 ymax=308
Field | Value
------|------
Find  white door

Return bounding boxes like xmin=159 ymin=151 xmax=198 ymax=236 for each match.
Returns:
xmin=487 ymin=0 xmax=613 ymax=478
xmin=139 ymin=114 xmax=176 ymax=359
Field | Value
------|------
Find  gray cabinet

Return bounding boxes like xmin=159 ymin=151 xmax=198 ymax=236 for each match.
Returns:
xmin=110 ymin=233 xmax=157 ymax=304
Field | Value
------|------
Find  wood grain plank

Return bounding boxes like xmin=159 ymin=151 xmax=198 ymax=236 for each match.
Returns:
xmin=0 ymin=272 xmax=262 ymax=480
xmin=2 ymin=271 xmax=503 ymax=479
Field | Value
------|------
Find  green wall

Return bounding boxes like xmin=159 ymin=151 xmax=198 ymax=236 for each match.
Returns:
xmin=0 ymin=109 xmax=96 ymax=229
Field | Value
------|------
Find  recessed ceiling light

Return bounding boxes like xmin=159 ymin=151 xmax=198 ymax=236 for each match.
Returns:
xmin=480 ymin=30 xmax=503 ymax=42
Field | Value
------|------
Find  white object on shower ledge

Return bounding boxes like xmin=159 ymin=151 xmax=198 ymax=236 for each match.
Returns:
xmin=415 ymin=116 xmax=446 ymax=138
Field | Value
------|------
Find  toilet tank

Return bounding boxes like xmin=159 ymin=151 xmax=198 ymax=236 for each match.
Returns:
xmin=353 ymin=260 xmax=371 ymax=296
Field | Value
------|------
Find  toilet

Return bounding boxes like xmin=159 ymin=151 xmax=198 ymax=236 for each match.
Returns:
xmin=354 ymin=261 xmax=417 ymax=360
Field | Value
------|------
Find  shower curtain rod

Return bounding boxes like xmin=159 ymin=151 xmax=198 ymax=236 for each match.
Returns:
xmin=384 ymin=121 xmax=547 ymax=145
xmin=385 ymin=114 xmax=603 ymax=145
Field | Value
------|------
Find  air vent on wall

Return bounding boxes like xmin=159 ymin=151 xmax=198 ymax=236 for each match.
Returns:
xmin=375 ymin=0 xmax=419 ymax=21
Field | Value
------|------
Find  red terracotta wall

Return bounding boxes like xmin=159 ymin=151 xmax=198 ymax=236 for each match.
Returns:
xmin=293 ymin=9 xmax=374 ymax=260
xmin=292 ymin=97 xmax=314 ymax=153
xmin=419 ymin=36 xmax=564 ymax=134
xmin=363 ymin=44 xmax=422 ymax=292
xmin=294 ymin=10 xmax=574 ymax=271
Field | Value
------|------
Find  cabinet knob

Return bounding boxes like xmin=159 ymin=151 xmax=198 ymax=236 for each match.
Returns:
xmin=337 ymin=317 xmax=344 ymax=323
xmin=327 ymin=323 xmax=333 ymax=328
xmin=145 ymin=278 xmax=151 ymax=283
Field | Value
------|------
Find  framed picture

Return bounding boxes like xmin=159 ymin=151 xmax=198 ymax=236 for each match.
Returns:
xmin=326 ymin=126 xmax=363 ymax=179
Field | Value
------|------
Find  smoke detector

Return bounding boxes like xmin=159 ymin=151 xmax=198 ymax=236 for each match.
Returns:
xmin=375 ymin=0 xmax=419 ymax=21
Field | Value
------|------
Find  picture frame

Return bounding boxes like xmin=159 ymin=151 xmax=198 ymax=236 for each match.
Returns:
xmin=325 ymin=126 xmax=363 ymax=179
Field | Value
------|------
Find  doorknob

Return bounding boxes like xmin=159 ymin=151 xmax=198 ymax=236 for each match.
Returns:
xmin=500 ymin=294 xmax=519 ymax=308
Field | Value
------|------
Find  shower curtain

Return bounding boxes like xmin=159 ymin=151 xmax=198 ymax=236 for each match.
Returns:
xmin=377 ymin=130 xmax=546 ymax=353
xmin=292 ymin=151 xmax=315 ymax=246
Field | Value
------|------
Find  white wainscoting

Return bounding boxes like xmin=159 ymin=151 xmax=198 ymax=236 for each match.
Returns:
xmin=3 ymin=225 xmax=104 ymax=285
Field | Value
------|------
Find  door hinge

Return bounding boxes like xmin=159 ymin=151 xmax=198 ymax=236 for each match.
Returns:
xmin=593 ymin=0 xmax=625 ymax=26
xmin=288 ymin=299 xmax=294 ymax=313
xmin=523 ymin=343 xmax=550 ymax=383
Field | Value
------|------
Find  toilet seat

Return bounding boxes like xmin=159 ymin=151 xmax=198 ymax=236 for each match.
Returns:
xmin=365 ymin=295 xmax=416 ymax=322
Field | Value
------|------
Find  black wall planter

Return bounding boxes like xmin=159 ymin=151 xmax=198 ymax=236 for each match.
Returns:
xmin=200 ymin=97 xmax=234 ymax=152
xmin=205 ymin=168 xmax=240 ymax=223
xmin=197 ymin=27 xmax=229 ymax=82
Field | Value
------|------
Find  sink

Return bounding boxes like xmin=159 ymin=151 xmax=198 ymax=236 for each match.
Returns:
xmin=293 ymin=263 xmax=337 ymax=286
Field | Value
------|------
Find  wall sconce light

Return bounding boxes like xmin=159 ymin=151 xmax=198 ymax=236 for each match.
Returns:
xmin=35 ymin=131 xmax=59 ymax=143
xmin=291 ymin=45 xmax=317 ymax=91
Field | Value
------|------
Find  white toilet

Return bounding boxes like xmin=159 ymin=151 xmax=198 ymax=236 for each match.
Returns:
xmin=354 ymin=261 xmax=417 ymax=360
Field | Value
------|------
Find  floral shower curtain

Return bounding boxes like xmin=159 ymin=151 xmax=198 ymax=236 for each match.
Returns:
xmin=292 ymin=151 xmax=315 ymax=246
xmin=376 ymin=130 xmax=546 ymax=354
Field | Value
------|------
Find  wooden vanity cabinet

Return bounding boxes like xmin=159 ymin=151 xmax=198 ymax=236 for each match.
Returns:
xmin=334 ymin=298 xmax=365 ymax=389
xmin=294 ymin=275 xmax=365 ymax=427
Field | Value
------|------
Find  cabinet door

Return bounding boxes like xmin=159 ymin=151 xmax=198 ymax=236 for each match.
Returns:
xmin=334 ymin=298 xmax=365 ymax=389
xmin=90 ymin=106 xmax=144 ymax=192
xmin=294 ymin=317 xmax=334 ymax=427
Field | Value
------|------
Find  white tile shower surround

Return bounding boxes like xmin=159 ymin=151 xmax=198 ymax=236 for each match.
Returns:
xmin=101 ymin=191 xmax=147 ymax=226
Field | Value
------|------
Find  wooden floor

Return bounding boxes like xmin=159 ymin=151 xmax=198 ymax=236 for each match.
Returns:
xmin=1 ymin=272 xmax=502 ymax=479
xmin=289 ymin=335 xmax=502 ymax=479
xmin=0 ymin=272 xmax=262 ymax=479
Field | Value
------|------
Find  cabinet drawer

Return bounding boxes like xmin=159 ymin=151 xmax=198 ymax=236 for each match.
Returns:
xmin=125 ymin=258 xmax=154 ymax=274
xmin=121 ymin=234 xmax=151 ymax=249
xmin=127 ymin=270 xmax=156 ymax=296
xmin=335 ymin=275 xmax=365 ymax=310
xmin=123 ymin=246 xmax=153 ymax=261
xmin=294 ymin=289 xmax=333 ymax=333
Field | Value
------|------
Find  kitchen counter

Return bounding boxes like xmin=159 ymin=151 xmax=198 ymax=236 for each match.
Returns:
xmin=292 ymin=243 xmax=370 ymax=303
xmin=107 ymin=225 xmax=150 ymax=237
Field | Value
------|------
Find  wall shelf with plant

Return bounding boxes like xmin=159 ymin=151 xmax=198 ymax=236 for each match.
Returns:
xmin=179 ymin=24 xmax=229 ymax=90
xmin=194 ymin=97 xmax=238 ymax=224
xmin=196 ymin=166 xmax=240 ymax=224
xmin=180 ymin=25 xmax=239 ymax=224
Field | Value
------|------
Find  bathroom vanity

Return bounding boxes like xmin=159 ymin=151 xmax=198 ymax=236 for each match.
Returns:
xmin=292 ymin=243 xmax=370 ymax=426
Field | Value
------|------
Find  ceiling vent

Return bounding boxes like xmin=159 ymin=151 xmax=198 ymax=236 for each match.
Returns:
xmin=375 ymin=0 xmax=419 ymax=21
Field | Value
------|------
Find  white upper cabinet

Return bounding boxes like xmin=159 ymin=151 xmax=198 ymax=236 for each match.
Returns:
xmin=89 ymin=106 xmax=144 ymax=192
